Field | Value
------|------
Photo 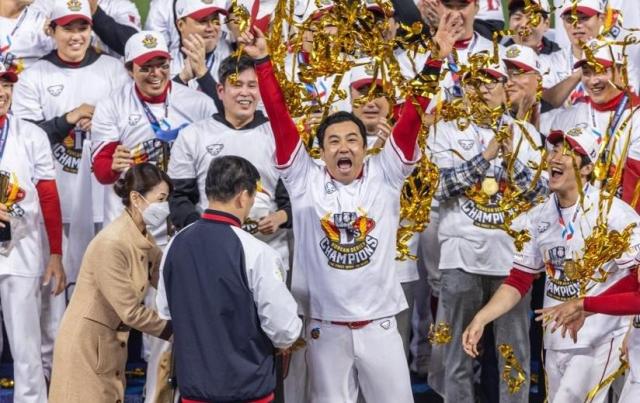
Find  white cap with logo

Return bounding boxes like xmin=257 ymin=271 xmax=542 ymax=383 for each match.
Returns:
xmin=548 ymin=123 xmax=598 ymax=163
xmin=573 ymin=39 xmax=625 ymax=69
xmin=0 ymin=63 xmax=18 ymax=83
xmin=51 ymin=0 xmax=92 ymax=26
xmin=175 ymin=0 xmax=228 ymax=20
xmin=561 ymin=0 xmax=606 ymax=17
xmin=124 ymin=31 xmax=171 ymax=66
xmin=502 ymin=44 xmax=543 ymax=74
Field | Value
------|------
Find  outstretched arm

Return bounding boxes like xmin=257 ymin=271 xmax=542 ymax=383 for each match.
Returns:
xmin=390 ymin=10 xmax=463 ymax=160
xmin=240 ymin=28 xmax=302 ymax=166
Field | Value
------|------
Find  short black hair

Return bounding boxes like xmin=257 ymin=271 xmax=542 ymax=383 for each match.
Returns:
xmin=205 ymin=155 xmax=260 ymax=202
xmin=218 ymin=54 xmax=256 ymax=86
xmin=508 ymin=1 xmax=549 ymax=18
xmin=113 ymin=163 xmax=173 ymax=207
xmin=315 ymin=111 xmax=368 ymax=149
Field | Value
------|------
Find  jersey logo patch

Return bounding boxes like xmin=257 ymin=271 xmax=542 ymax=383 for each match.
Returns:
xmin=52 ymin=128 xmax=85 ymax=174
xmin=544 ymin=246 xmax=580 ymax=301
xmin=537 ymin=221 xmax=550 ymax=233
xmin=128 ymin=114 xmax=141 ymax=126
xmin=206 ymin=144 xmax=224 ymax=156
xmin=324 ymin=182 xmax=337 ymax=194
xmin=319 ymin=211 xmax=378 ymax=270
xmin=47 ymin=85 xmax=64 ymax=97
xmin=458 ymin=139 xmax=474 ymax=150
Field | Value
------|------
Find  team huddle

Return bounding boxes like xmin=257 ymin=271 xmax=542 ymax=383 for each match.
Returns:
xmin=1 ymin=0 xmax=640 ymax=402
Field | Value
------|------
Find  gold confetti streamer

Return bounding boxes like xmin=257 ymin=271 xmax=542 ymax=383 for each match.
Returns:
xmin=428 ymin=322 xmax=452 ymax=345
xmin=498 ymin=344 xmax=527 ymax=394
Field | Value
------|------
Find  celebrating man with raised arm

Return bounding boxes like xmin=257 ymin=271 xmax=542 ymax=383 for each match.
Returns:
xmin=238 ymin=13 xmax=462 ymax=403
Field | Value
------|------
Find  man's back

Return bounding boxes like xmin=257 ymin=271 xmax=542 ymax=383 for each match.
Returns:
xmin=162 ymin=210 xmax=300 ymax=402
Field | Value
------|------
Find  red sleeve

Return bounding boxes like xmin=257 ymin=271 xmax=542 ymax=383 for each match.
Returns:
xmin=503 ymin=267 xmax=536 ymax=297
xmin=583 ymin=269 xmax=640 ymax=315
xmin=255 ymin=58 xmax=301 ymax=166
xmin=36 ymin=180 xmax=62 ymax=255
xmin=390 ymin=58 xmax=441 ymax=160
xmin=92 ymin=141 xmax=121 ymax=184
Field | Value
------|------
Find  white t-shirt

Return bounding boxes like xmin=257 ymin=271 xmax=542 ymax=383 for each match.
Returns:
xmin=170 ymin=37 xmax=232 ymax=84
xmin=514 ymin=187 xmax=639 ymax=350
xmin=11 ymin=51 xmax=130 ymax=223
xmin=477 ymin=0 xmax=504 ymax=22
xmin=0 ymin=116 xmax=56 ymax=277
xmin=549 ymin=98 xmax=640 ymax=176
xmin=167 ymin=114 xmax=289 ymax=264
xmin=430 ymin=116 xmax=545 ymax=276
xmin=630 ymin=317 xmax=640 ymax=382
xmin=0 ymin=7 xmax=53 ymax=72
xmin=428 ymin=33 xmax=498 ymax=113
xmin=145 ymin=0 xmax=181 ymax=54
xmin=281 ymin=137 xmax=418 ymax=321
xmin=91 ymin=81 xmax=216 ymax=242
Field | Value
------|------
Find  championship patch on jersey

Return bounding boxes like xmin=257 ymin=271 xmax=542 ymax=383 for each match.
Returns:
xmin=319 ymin=211 xmax=378 ymax=270
xmin=53 ymin=129 xmax=85 ymax=173
xmin=131 ymin=139 xmax=166 ymax=167
xmin=461 ymin=183 xmax=510 ymax=229
xmin=543 ymin=246 xmax=580 ymax=301
xmin=0 ymin=171 xmax=26 ymax=218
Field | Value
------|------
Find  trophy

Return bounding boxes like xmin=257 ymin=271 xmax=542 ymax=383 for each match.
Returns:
xmin=0 ymin=171 xmax=22 ymax=242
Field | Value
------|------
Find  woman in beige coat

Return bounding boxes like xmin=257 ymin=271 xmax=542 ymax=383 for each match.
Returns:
xmin=49 ymin=163 xmax=173 ymax=403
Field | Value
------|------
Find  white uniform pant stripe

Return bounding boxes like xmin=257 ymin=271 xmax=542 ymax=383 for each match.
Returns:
xmin=0 ymin=275 xmax=47 ymax=403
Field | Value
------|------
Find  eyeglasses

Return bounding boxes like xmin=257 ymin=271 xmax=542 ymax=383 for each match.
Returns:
xmin=138 ymin=63 xmax=171 ymax=74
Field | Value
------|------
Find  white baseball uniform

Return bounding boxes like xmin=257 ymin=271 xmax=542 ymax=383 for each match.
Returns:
xmin=145 ymin=0 xmax=181 ymax=54
xmin=620 ymin=318 xmax=640 ymax=402
xmin=431 ymin=116 xmax=545 ymax=275
xmin=0 ymin=115 xmax=57 ymax=403
xmin=549 ymin=94 xmax=640 ymax=204
xmin=91 ymin=80 xmax=217 ymax=239
xmin=167 ymin=113 xmax=290 ymax=265
xmin=514 ymin=186 xmax=640 ymax=402
xmin=11 ymin=49 xmax=129 ymax=223
xmin=0 ymin=6 xmax=54 ymax=72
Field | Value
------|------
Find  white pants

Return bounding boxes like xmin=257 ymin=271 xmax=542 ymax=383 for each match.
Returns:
xmin=306 ymin=317 xmax=413 ymax=403
xmin=546 ymin=334 xmax=625 ymax=403
xmin=619 ymin=376 xmax=640 ymax=403
xmin=39 ymin=282 xmax=65 ymax=380
xmin=0 ymin=275 xmax=47 ymax=403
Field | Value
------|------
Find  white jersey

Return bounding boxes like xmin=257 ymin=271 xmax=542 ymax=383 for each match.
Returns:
xmin=11 ymin=51 xmax=130 ymax=223
xmin=145 ymin=0 xmax=180 ymax=54
xmin=30 ymin=0 xmax=141 ymax=59
xmin=630 ymin=317 xmax=640 ymax=383
xmin=539 ymin=47 xmax=570 ymax=90
xmin=514 ymin=187 xmax=639 ymax=350
xmin=283 ymin=52 xmax=351 ymax=113
xmin=170 ymin=38 xmax=232 ymax=84
xmin=91 ymin=81 xmax=216 ymax=242
xmin=92 ymin=0 xmax=142 ymax=58
xmin=430 ymin=116 xmax=545 ymax=276
xmin=477 ymin=0 xmax=504 ymax=22
xmin=0 ymin=116 xmax=56 ymax=277
xmin=167 ymin=114 xmax=289 ymax=263
xmin=428 ymin=33 xmax=497 ymax=113
xmin=281 ymin=137 xmax=418 ymax=321
xmin=0 ymin=7 xmax=54 ymax=72
xmin=550 ymin=97 xmax=640 ymax=171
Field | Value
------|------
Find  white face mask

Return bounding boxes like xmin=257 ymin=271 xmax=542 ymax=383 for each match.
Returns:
xmin=138 ymin=195 xmax=170 ymax=227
